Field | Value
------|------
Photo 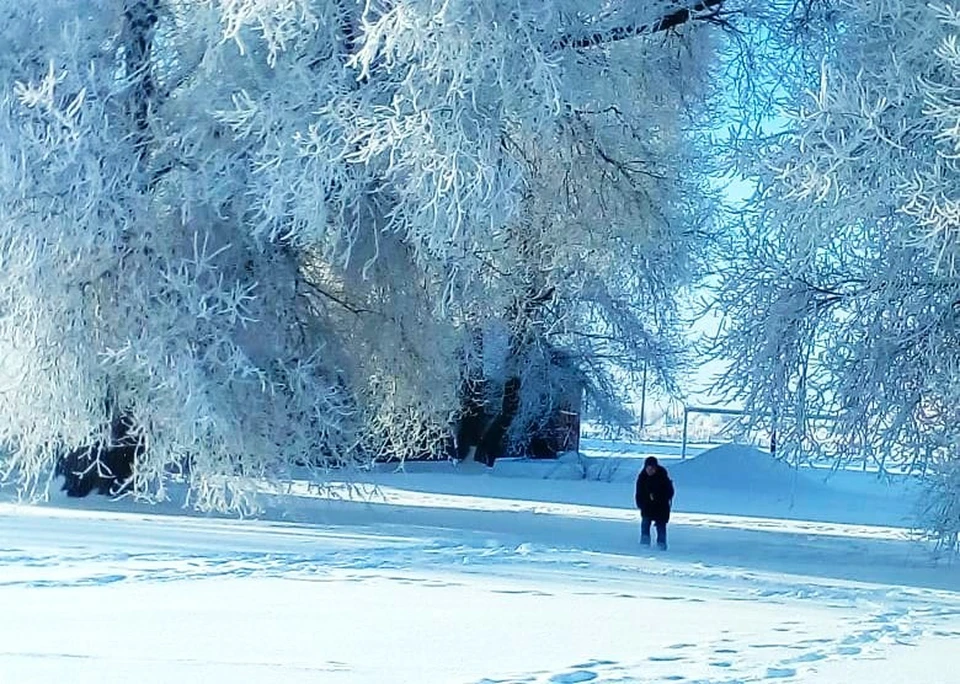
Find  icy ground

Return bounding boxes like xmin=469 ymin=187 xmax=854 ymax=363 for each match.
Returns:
xmin=1 ymin=443 xmax=958 ymax=683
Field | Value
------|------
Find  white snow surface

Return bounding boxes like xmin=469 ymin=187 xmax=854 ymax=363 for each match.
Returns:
xmin=2 ymin=442 xmax=958 ymax=683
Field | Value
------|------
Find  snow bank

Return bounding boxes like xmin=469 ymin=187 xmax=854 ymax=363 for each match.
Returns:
xmin=494 ymin=442 xmax=815 ymax=493
xmin=669 ymin=443 xmax=816 ymax=492
xmin=353 ymin=442 xmax=917 ymax=528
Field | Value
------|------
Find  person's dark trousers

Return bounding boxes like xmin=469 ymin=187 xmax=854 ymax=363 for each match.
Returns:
xmin=640 ymin=517 xmax=668 ymax=549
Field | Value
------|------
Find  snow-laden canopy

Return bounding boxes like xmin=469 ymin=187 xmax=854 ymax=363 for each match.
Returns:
xmin=0 ymin=1 xmax=716 ymax=510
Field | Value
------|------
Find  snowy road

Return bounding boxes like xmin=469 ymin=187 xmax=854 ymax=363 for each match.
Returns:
xmin=1 ymin=449 xmax=958 ymax=683
xmin=2 ymin=494 xmax=959 ymax=683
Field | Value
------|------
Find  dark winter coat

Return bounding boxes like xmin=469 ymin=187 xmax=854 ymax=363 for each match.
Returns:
xmin=635 ymin=465 xmax=674 ymax=523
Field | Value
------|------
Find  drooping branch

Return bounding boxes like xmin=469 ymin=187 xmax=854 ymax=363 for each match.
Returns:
xmin=552 ymin=0 xmax=726 ymax=51
xmin=297 ymin=275 xmax=375 ymax=316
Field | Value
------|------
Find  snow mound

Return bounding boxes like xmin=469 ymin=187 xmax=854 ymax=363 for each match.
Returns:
xmin=670 ymin=443 xmax=815 ymax=493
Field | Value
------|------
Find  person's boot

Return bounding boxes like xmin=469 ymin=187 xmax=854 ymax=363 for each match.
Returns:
xmin=657 ymin=540 xmax=667 ymax=551
xmin=640 ymin=535 xmax=651 ymax=547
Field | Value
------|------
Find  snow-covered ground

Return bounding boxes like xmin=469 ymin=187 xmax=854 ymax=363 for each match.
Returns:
xmin=2 ymin=443 xmax=958 ymax=683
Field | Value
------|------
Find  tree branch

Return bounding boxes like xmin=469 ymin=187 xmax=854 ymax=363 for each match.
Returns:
xmin=552 ymin=0 xmax=725 ymax=51
xmin=297 ymin=277 xmax=374 ymax=316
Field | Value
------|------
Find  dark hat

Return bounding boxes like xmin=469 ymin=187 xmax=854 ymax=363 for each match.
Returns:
xmin=644 ymin=456 xmax=658 ymax=468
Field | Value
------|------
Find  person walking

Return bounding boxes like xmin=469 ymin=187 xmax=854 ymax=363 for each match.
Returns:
xmin=635 ymin=456 xmax=674 ymax=550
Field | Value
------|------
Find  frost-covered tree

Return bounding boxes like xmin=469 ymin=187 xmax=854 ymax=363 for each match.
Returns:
xmin=457 ymin=92 xmax=713 ymax=462
xmin=0 ymin=2 xmax=365 ymax=512
xmin=714 ymin=1 xmax=960 ymax=549
xmin=0 ymin=1 xmax=718 ymax=510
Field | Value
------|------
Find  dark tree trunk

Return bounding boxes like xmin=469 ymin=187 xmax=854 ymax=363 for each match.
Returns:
xmin=56 ymin=401 xmax=143 ymax=498
xmin=122 ymin=0 xmax=160 ymax=170
xmin=453 ymin=285 xmax=566 ymax=466
xmin=58 ymin=2 xmax=162 ymax=494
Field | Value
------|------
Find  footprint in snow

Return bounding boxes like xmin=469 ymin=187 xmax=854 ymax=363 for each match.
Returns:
xmin=765 ymin=667 xmax=797 ymax=679
xmin=548 ymin=671 xmax=597 ymax=683
xmin=785 ymin=651 xmax=826 ymax=663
